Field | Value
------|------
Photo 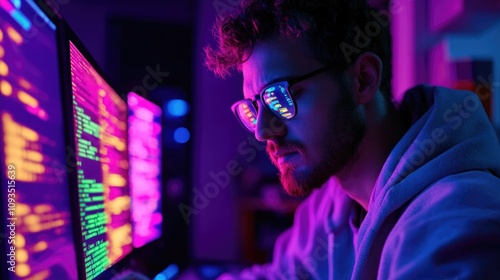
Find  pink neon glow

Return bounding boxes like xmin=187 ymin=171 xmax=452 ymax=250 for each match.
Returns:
xmin=70 ymin=40 xmax=132 ymax=275
xmin=429 ymin=41 xmax=452 ymax=87
xmin=429 ymin=0 xmax=464 ymax=32
xmin=391 ymin=0 xmax=416 ymax=103
xmin=0 ymin=0 xmax=15 ymax=14
xmin=26 ymin=105 xmax=49 ymax=121
xmin=128 ymin=92 xmax=163 ymax=248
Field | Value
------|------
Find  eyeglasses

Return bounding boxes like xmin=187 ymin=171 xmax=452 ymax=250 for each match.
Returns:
xmin=231 ymin=63 xmax=337 ymax=133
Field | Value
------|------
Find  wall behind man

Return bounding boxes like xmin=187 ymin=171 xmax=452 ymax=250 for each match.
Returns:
xmin=58 ymin=0 xmax=193 ymax=76
xmin=192 ymin=0 xmax=246 ymax=262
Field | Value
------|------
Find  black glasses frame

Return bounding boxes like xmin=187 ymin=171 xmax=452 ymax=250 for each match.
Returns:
xmin=231 ymin=63 xmax=338 ymax=132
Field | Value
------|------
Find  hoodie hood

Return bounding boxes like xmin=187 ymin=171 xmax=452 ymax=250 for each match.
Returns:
xmin=373 ymin=85 xmax=500 ymax=209
xmin=352 ymin=85 xmax=500 ymax=279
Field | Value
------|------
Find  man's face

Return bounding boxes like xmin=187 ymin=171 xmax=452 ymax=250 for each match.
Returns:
xmin=241 ymin=37 xmax=366 ymax=196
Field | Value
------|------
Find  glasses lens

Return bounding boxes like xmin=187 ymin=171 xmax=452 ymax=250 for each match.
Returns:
xmin=235 ymin=101 xmax=258 ymax=132
xmin=262 ymin=84 xmax=295 ymax=119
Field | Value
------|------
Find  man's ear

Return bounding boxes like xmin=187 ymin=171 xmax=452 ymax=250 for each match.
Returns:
xmin=347 ymin=52 xmax=382 ymax=104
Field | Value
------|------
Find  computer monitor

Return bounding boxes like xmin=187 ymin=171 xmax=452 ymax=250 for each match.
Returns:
xmin=0 ymin=1 xmax=78 ymax=279
xmin=128 ymin=92 xmax=162 ymax=248
xmin=67 ymin=39 xmax=132 ymax=279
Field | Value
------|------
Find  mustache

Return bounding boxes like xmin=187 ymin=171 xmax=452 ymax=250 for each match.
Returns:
xmin=266 ymin=140 xmax=304 ymax=156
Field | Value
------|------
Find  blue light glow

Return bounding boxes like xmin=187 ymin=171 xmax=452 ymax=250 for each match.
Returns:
xmin=11 ymin=0 xmax=21 ymax=9
xmin=199 ymin=265 xmax=224 ymax=278
xmin=153 ymin=264 xmax=179 ymax=280
xmin=11 ymin=9 xmax=31 ymax=31
xmin=173 ymin=127 xmax=190 ymax=144
xmin=166 ymin=99 xmax=189 ymax=117
xmin=26 ymin=0 xmax=55 ymax=30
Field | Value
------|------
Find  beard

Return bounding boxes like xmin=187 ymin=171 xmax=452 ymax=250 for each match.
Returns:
xmin=267 ymin=79 xmax=367 ymax=197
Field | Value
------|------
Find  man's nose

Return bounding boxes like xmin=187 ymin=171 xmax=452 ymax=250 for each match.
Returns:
xmin=254 ymin=101 xmax=287 ymax=142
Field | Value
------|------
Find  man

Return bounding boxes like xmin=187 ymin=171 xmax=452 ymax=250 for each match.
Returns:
xmin=204 ymin=0 xmax=500 ymax=279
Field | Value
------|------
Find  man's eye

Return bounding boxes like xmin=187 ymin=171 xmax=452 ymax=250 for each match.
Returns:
xmin=290 ymin=88 xmax=304 ymax=99
xmin=252 ymin=100 xmax=259 ymax=111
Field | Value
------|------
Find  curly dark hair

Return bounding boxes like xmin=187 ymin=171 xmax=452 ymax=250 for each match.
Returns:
xmin=204 ymin=0 xmax=393 ymax=100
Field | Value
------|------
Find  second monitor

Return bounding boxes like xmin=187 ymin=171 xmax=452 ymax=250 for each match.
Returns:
xmin=69 ymin=39 xmax=132 ymax=280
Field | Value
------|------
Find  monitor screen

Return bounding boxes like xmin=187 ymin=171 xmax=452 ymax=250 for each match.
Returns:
xmin=128 ymin=92 xmax=162 ymax=248
xmin=0 ymin=1 xmax=78 ymax=279
xmin=69 ymin=40 xmax=132 ymax=280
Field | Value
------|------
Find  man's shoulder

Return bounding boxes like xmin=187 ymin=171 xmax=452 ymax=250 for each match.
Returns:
xmin=382 ymin=170 xmax=500 ymax=260
xmin=397 ymin=169 xmax=500 ymax=228
xmin=379 ymin=170 xmax=500 ymax=278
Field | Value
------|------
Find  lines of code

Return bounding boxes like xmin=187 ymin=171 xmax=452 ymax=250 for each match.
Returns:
xmin=0 ymin=1 xmax=78 ymax=279
xmin=69 ymin=41 xmax=132 ymax=280
xmin=74 ymin=87 xmax=107 ymax=279
xmin=128 ymin=92 xmax=162 ymax=248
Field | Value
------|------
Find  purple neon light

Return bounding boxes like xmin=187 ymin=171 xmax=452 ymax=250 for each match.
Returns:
xmin=0 ymin=1 xmax=78 ymax=279
xmin=429 ymin=40 xmax=453 ymax=87
xmin=391 ymin=0 xmax=416 ymax=103
xmin=429 ymin=0 xmax=464 ymax=32
xmin=70 ymin=40 xmax=132 ymax=279
xmin=128 ymin=92 xmax=163 ymax=248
